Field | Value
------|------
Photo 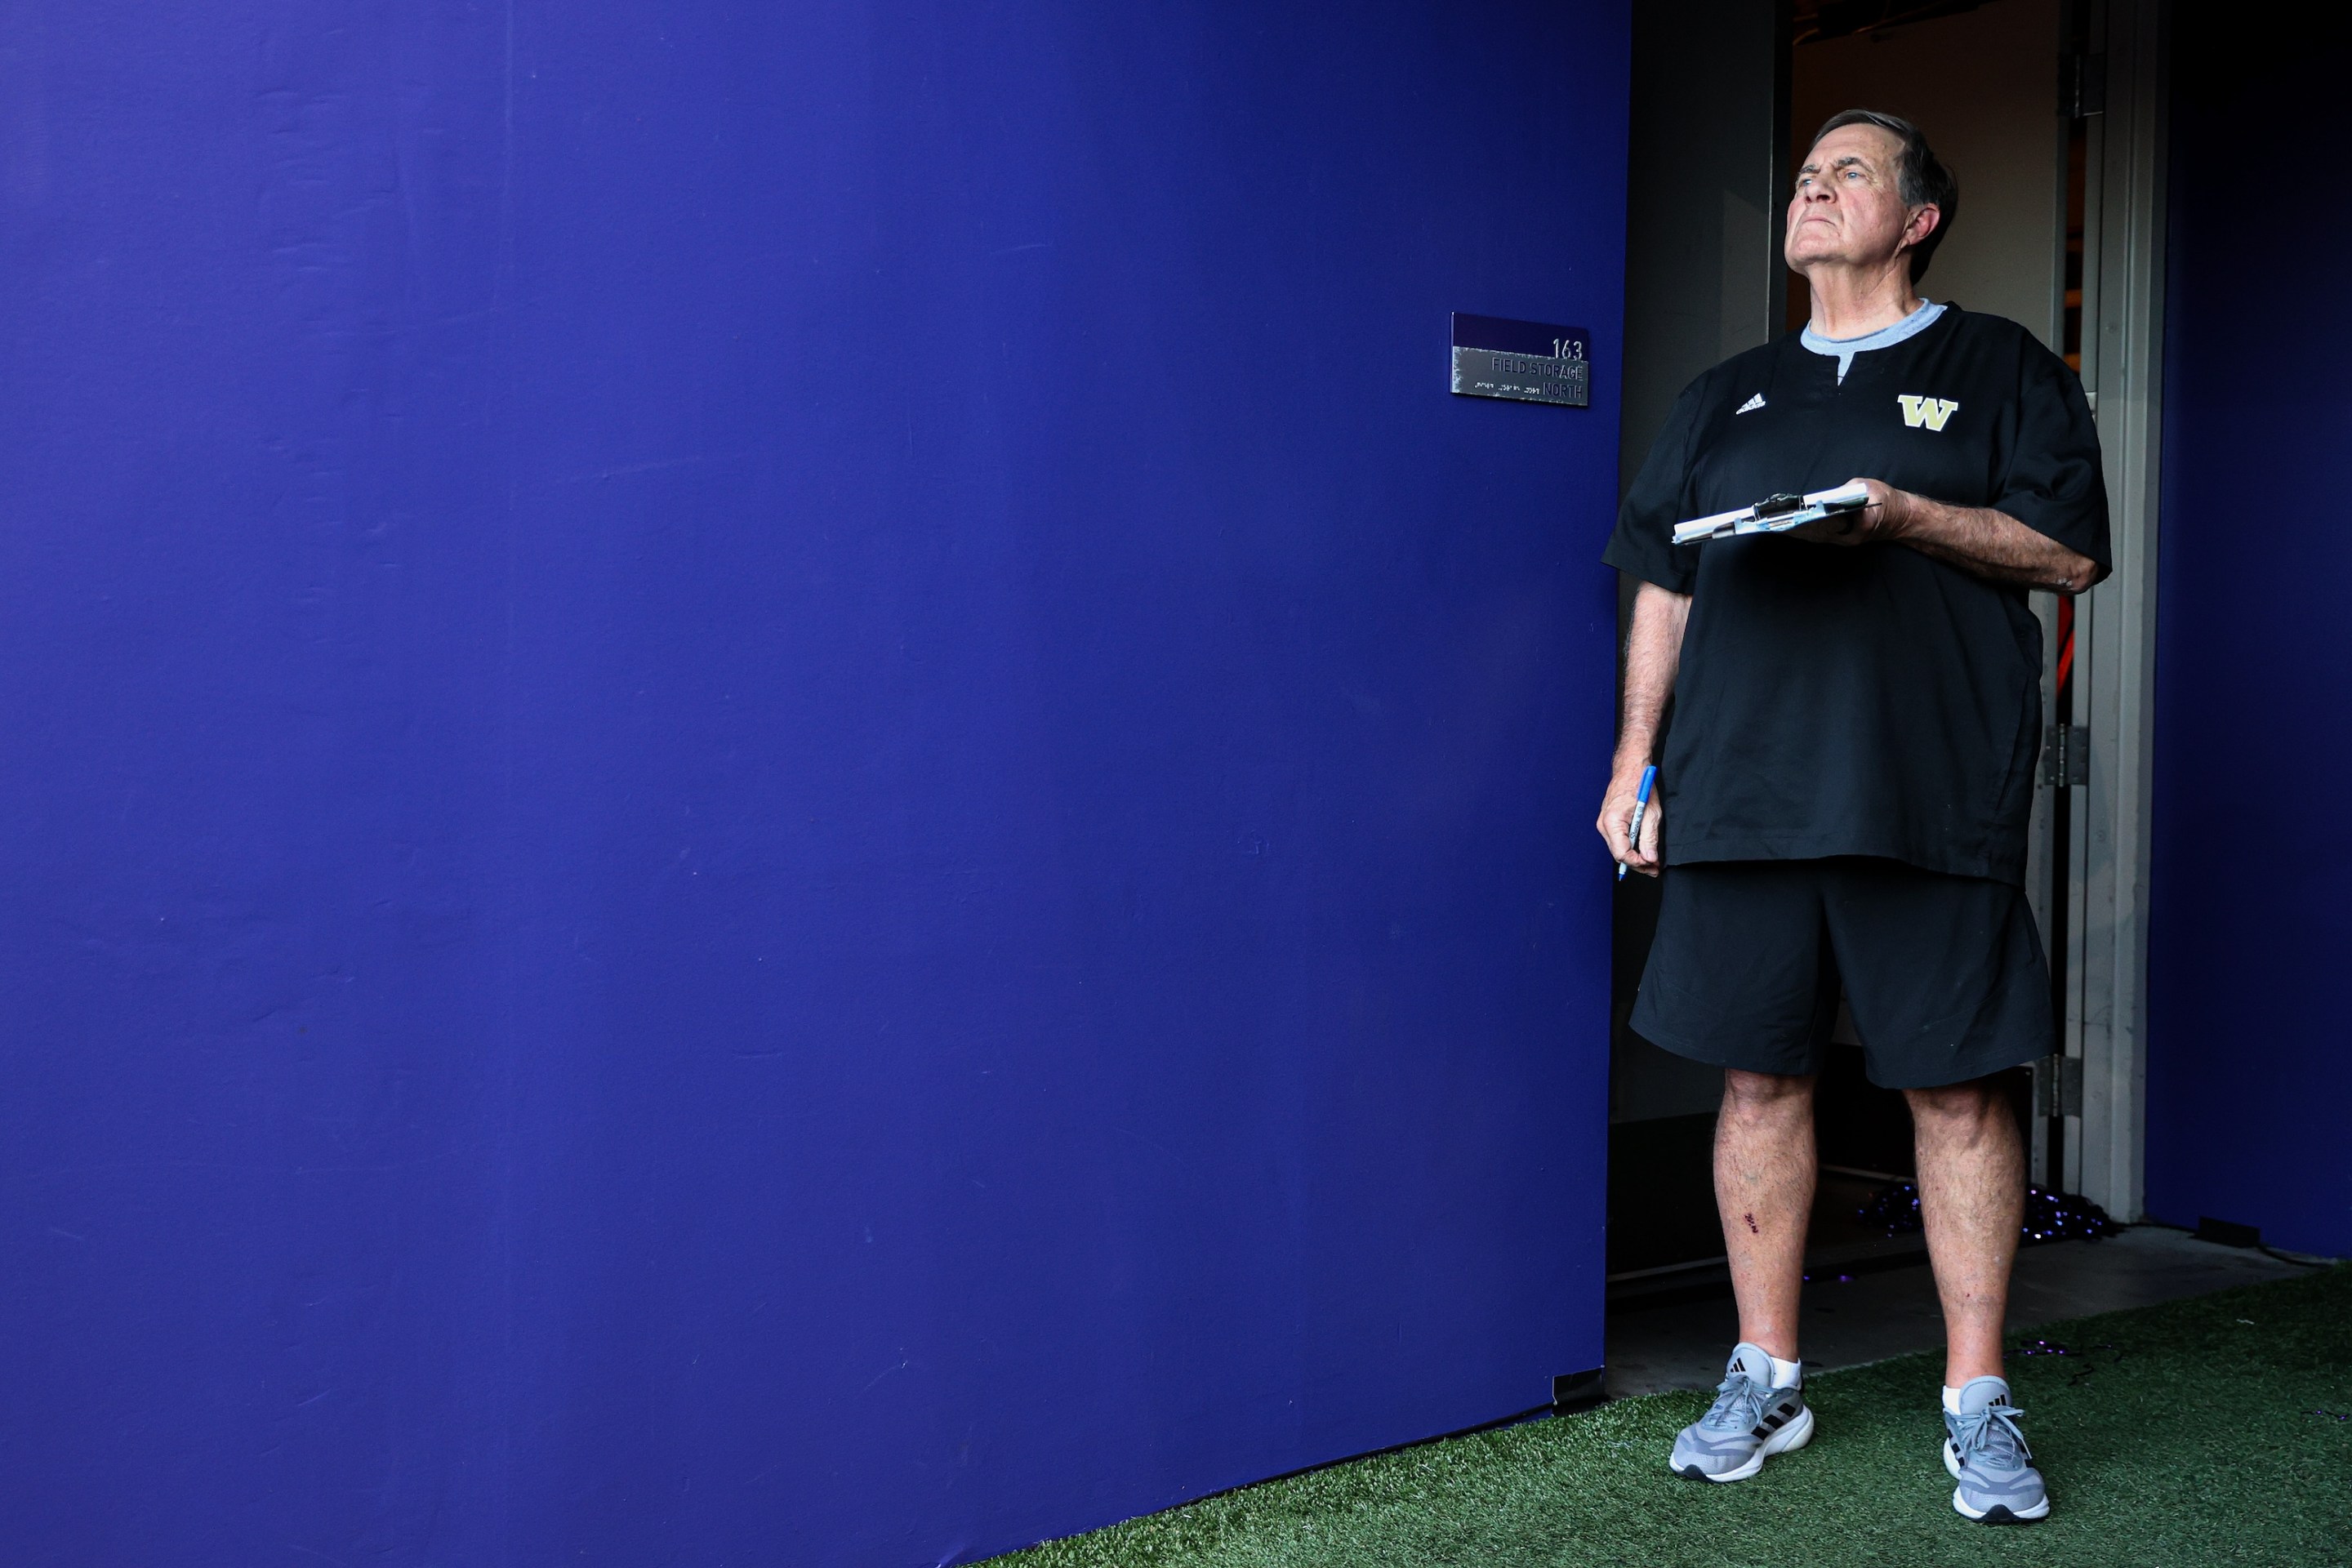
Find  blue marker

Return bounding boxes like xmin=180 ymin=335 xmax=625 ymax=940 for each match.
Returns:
xmin=1619 ymin=764 xmax=1657 ymax=881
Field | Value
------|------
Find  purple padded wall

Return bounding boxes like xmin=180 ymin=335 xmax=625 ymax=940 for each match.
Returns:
xmin=0 ymin=3 xmax=1629 ymax=1561
xmin=2147 ymin=20 xmax=2351 ymax=1256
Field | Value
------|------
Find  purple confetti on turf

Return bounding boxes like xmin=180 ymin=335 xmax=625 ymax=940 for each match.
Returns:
xmin=1857 ymin=1183 xmax=2121 ymax=1245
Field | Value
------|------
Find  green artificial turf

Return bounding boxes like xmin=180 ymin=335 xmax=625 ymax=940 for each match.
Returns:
xmin=987 ymin=1264 xmax=2352 ymax=1568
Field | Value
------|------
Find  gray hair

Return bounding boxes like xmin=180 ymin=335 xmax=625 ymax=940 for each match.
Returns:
xmin=1809 ymin=109 xmax=1960 ymax=282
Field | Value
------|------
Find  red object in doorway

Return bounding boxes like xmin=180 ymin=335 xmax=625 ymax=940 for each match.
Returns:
xmin=2056 ymin=594 xmax=2076 ymax=694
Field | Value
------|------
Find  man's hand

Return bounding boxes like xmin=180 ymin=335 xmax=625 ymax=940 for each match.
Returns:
xmin=1600 ymin=580 xmax=1689 ymax=878
xmin=1787 ymin=476 xmax=2103 ymax=592
xmin=1787 ymin=477 xmax=1903 ymax=545
xmin=1596 ymin=768 xmax=1664 ymax=877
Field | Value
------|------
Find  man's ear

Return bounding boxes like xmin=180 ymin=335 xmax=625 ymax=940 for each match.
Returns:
xmin=1904 ymin=203 xmax=1942 ymax=250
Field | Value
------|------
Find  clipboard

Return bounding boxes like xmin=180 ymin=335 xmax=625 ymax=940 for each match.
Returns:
xmin=1673 ymin=481 xmax=1872 ymax=545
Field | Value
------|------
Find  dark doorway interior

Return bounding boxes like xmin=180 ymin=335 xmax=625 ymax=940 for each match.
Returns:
xmin=1607 ymin=0 xmax=2078 ymax=1328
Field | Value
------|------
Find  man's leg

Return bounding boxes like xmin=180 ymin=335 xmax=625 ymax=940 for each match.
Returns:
xmin=1635 ymin=862 xmax=1828 ymax=1481
xmin=1827 ymin=862 xmax=2048 ymax=1519
xmin=1717 ymin=1068 xmax=1817 ymax=1363
xmin=1665 ymin=1066 xmax=1820 ymax=1481
xmin=1905 ymin=1076 xmax=2024 ymax=1386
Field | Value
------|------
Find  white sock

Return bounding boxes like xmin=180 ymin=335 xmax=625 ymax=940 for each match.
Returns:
xmin=1770 ymin=1354 xmax=1803 ymax=1389
xmin=1942 ymin=1384 xmax=1963 ymax=1415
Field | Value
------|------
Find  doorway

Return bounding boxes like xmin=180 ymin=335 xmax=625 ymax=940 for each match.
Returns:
xmin=1606 ymin=0 xmax=2136 ymax=1323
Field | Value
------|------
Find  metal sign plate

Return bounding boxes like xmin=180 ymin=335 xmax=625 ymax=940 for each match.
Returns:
xmin=1450 ymin=313 xmax=1590 ymax=407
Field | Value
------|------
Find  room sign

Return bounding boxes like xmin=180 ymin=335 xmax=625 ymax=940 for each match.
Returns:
xmin=1450 ymin=313 xmax=1590 ymax=407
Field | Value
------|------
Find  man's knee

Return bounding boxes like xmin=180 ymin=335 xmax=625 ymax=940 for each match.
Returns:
xmin=1722 ymin=1068 xmax=1815 ymax=1120
xmin=1903 ymin=1076 xmax=2004 ymax=1126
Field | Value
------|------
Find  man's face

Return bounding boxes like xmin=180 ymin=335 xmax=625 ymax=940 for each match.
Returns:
xmin=1784 ymin=123 xmax=1934 ymax=274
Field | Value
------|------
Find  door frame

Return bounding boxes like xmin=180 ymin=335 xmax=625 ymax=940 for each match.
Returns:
xmin=2062 ymin=0 xmax=2169 ymax=1218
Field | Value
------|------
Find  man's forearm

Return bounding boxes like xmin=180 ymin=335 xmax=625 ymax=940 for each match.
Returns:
xmin=1882 ymin=491 xmax=2104 ymax=594
xmin=1617 ymin=581 xmax=1690 ymax=775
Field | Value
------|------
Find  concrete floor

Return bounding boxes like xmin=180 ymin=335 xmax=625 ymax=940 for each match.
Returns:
xmin=1607 ymin=1225 xmax=2322 ymax=1398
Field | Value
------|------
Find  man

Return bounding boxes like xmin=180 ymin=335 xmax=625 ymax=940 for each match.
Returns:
xmin=1597 ymin=109 xmax=2107 ymax=1525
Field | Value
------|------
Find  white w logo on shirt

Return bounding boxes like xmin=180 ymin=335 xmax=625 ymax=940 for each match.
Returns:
xmin=1897 ymin=394 xmax=1960 ymax=431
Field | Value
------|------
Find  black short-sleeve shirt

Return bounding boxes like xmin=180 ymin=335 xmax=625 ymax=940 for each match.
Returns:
xmin=1603 ymin=308 xmax=2109 ymax=884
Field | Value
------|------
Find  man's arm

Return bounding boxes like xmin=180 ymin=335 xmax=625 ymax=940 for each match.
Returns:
xmin=1793 ymin=478 xmax=2105 ymax=594
xmin=1596 ymin=579 xmax=1690 ymax=878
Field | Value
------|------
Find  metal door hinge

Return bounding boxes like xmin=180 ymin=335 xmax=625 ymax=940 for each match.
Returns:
xmin=2062 ymin=52 xmax=2107 ymax=118
xmin=2042 ymin=723 xmax=2088 ymax=786
xmin=2034 ymin=1054 xmax=2084 ymax=1118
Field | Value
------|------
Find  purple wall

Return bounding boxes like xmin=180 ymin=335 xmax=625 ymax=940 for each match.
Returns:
xmin=0 ymin=3 xmax=1629 ymax=1562
xmin=2147 ymin=21 xmax=2351 ymax=1257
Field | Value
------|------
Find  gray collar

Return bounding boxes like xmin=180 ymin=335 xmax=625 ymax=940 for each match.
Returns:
xmin=1801 ymin=300 xmax=1946 ymax=382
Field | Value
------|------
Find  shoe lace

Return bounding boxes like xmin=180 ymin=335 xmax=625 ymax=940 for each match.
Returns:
xmin=1699 ymin=1371 xmax=1775 ymax=1432
xmin=1949 ymin=1400 xmax=2033 ymax=1468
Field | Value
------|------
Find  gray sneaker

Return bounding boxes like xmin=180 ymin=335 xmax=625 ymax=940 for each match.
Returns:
xmin=1668 ymin=1343 xmax=1813 ymax=1482
xmin=1942 ymin=1375 xmax=2050 ymax=1523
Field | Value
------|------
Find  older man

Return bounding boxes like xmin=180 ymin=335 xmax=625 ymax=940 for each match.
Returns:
xmin=1598 ymin=109 xmax=2107 ymax=1524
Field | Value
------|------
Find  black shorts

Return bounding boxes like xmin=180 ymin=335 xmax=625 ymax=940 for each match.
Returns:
xmin=1629 ymin=857 xmax=2053 ymax=1089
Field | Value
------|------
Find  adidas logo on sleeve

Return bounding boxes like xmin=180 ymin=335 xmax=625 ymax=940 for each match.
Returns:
xmin=1735 ymin=394 xmax=1766 ymax=414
